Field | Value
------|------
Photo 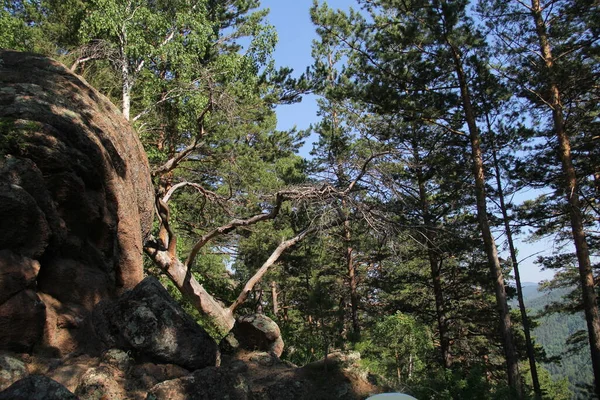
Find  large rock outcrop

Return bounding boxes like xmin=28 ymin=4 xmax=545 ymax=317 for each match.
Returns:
xmin=0 ymin=50 xmax=154 ymax=355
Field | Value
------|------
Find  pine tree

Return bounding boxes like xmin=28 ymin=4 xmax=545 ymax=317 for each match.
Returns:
xmin=480 ymin=0 xmax=600 ymax=394
xmin=311 ymin=0 xmax=522 ymax=393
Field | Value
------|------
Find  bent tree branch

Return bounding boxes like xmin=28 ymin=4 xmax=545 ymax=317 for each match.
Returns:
xmin=144 ymin=155 xmax=383 ymax=335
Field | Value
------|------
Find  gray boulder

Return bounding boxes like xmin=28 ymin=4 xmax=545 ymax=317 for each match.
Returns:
xmin=233 ymin=314 xmax=284 ymax=357
xmin=0 ymin=354 xmax=28 ymax=391
xmin=0 ymin=375 xmax=77 ymax=400
xmin=93 ymin=277 xmax=219 ymax=370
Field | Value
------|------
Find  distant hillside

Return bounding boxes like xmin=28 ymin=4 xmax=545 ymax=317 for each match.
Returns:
xmin=515 ymin=285 xmax=594 ymax=399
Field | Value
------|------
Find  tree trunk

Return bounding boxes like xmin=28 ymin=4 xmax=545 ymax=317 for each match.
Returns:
xmin=271 ymin=281 xmax=279 ymax=315
xmin=490 ymin=129 xmax=541 ymax=398
xmin=448 ymin=43 xmax=522 ymax=396
xmin=530 ymin=1 xmax=600 ymax=396
xmin=119 ymin=29 xmax=131 ymax=121
xmin=144 ymin=244 xmax=235 ymax=334
xmin=413 ymin=140 xmax=451 ymax=368
xmin=343 ymin=212 xmax=360 ymax=339
xmin=255 ymin=289 xmax=264 ymax=314
xmin=122 ymin=75 xmax=131 ymax=121
xmin=395 ymin=349 xmax=402 ymax=385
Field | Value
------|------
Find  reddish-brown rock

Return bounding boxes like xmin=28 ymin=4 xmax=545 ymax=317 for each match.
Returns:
xmin=0 ymin=290 xmax=46 ymax=352
xmin=0 ymin=50 xmax=154 ymax=355
xmin=0 ymin=250 xmax=40 ymax=304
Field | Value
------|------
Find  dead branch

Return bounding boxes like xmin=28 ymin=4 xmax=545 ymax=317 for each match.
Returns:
xmin=151 ymin=138 xmax=204 ymax=177
xmin=70 ymin=40 xmax=119 ymax=72
xmin=162 ymin=181 xmax=225 ymax=205
xmin=155 ymin=196 xmax=177 ymax=257
xmin=228 ymin=226 xmax=314 ymax=313
xmin=185 ymin=193 xmax=284 ymax=268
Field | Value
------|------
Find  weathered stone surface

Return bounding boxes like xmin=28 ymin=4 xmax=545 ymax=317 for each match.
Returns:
xmin=1 ymin=349 xmax=379 ymax=400
xmin=45 ymin=354 xmax=100 ymax=393
xmin=0 ymin=375 xmax=78 ymax=400
xmin=93 ymin=277 xmax=219 ymax=370
xmin=0 ymin=250 xmax=40 ymax=304
xmin=129 ymin=362 xmax=189 ymax=391
xmin=0 ymin=354 xmax=28 ymax=391
xmin=0 ymin=50 xmax=154 ymax=355
xmin=219 ymin=331 xmax=240 ymax=354
xmin=38 ymin=293 xmax=95 ymax=356
xmin=0 ymin=182 xmax=49 ymax=258
xmin=75 ymin=365 xmax=125 ymax=400
xmin=101 ymin=349 xmax=133 ymax=371
xmin=234 ymin=314 xmax=284 ymax=357
xmin=0 ymin=290 xmax=46 ymax=352
xmin=146 ymin=367 xmax=249 ymax=400
xmin=38 ymin=258 xmax=110 ymax=311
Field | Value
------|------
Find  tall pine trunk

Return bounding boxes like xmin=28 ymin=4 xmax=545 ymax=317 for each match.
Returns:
xmin=449 ymin=43 xmax=522 ymax=396
xmin=344 ymin=213 xmax=360 ymax=339
xmin=530 ymin=1 xmax=600 ymax=396
xmin=490 ymin=128 xmax=541 ymax=398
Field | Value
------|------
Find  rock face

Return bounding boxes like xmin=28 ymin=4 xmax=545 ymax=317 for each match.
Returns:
xmin=0 ymin=50 xmax=154 ymax=355
xmin=93 ymin=277 xmax=220 ymax=370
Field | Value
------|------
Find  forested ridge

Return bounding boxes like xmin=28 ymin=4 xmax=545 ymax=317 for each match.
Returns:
xmin=1 ymin=0 xmax=598 ymax=399
xmin=515 ymin=285 xmax=592 ymax=398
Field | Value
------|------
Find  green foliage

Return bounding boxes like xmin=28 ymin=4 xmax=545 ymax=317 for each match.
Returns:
xmin=5 ymin=1 xmax=600 ymax=397
xmin=357 ymin=312 xmax=432 ymax=388
xmin=523 ymin=285 xmax=594 ymax=398
xmin=522 ymin=362 xmax=571 ymax=400
xmin=0 ymin=9 xmax=35 ymax=50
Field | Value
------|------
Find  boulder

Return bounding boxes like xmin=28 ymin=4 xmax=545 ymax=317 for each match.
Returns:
xmin=129 ymin=362 xmax=189 ymax=392
xmin=75 ymin=365 xmax=125 ymax=400
xmin=45 ymin=354 xmax=100 ymax=393
xmin=233 ymin=314 xmax=284 ymax=357
xmin=0 ymin=354 xmax=28 ymax=391
xmin=0 ymin=375 xmax=77 ymax=400
xmin=0 ymin=50 xmax=154 ymax=355
xmin=146 ymin=367 xmax=250 ymax=400
xmin=92 ymin=277 xmax=220 ymax=370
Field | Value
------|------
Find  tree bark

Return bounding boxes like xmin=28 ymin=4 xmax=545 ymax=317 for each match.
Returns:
xmin=144 ymin=243 xmax=235 ymax=334
xmin=119 ymin=26 xmax=131 ymax=121
xmin=530 ymin=1 xmax=600 ymax=396
xmin=271 ymin=281 xmax=279 ymax=315
xmin=342 ymin=201 xmax=360 ymax=339
xmin=448 ymin=41 xmax=522 ymax=395
xmin=490 ymin=129 xmax=541 ymax=398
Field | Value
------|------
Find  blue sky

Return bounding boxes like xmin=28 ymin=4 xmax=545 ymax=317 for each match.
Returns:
xmin=259 ymin=0 xmax=556 ymax=284
xmin=260 ymin=1 xmax=351 ymax=136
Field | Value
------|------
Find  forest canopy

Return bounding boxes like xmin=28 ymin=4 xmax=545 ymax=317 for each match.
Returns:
xmin=1 ymin=0 xmax=598 ymax=398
